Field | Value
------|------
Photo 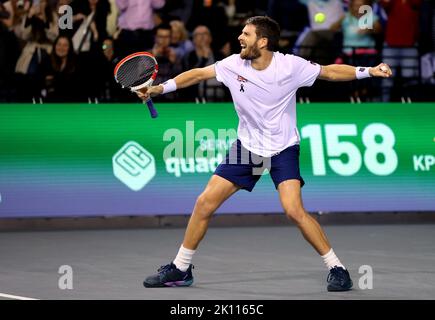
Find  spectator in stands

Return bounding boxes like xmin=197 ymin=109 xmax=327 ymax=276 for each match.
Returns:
xmin=97 ymin=37 xmax=135 ymax=102
xmin=14 ymin=0 xmax=56 ymax=101
xmin=332 ymin=0 xmax=382 ymax=58
xmin=156 ymin=0 xmax=193 ymax=24
xmin=187 ymin=0 xmax=231 ymax=57
xmin=380 ymin=0 xmax=422 ymax=101
xmin=4 ymin=0 xmax=57 ymax=42
xmin=106 ymin=0 xmax=119 ymax=37
xmin=180 ymin=25 xmax=225 ymax=102
xmin=70 ymin=0 xmax=108 ymax=53
xmin=150 ymin=22 xmax=182 ymax=101
xmin=295 ymin=0 xmax=344 ymax=65
xmin=17 ymin=0 xmax=58 ymax=42
xmin=70 ymin=0 xmax=111 ymax=101
xmin=151 ymin=23 xmax=177 ymax=62
xmin=0 ymin=1 xmax=9 ymax=20
xmin=72 ymin=0 xmax=111 ymax=46
xmin=0 ymin=2 xmax=10 ymax=34
xmin=420 ymin=1 xmax=435 ymax=86
xmin=43 ymin=35 xmax=79 ymax=102
xmin=331 ymin=0 xmax=383 ymax=100
xmin=170 ymin=19 xmax=194 ymax=61
xmin=2 ymin=0 xmax=29 ymax=34
xmin=421 ymin=51 xmax=435 ymax=85
xmin=0 ymin=1 xmax=21 ymax=101
xmin=419 ymin=0 xmax=435 ymax=55
xmin=115 ymin=0 xmax=165 ymax=58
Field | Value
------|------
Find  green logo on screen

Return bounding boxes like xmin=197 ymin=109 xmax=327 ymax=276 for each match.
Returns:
xmin=113 ymin=141 xmax=156 ymax=191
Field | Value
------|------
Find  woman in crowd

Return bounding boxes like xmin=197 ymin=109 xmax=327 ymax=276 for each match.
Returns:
xmin=170 ymin=19 xmax=194 ymax=61
xmin=43 ymin=35 xmax=79 ymax=102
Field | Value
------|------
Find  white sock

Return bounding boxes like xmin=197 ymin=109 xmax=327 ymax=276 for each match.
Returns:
xmin=321 ymin=248 xmax=346 ymax=270
xmin=173 ymin=245 xmax=196 ymax=272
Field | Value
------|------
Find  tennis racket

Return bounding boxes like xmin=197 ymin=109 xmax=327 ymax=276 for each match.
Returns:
xmin=114 ymin=52 xmax=159 ymax=118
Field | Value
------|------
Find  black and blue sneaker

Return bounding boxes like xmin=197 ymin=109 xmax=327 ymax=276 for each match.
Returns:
xmin=143 ymin=263 xmax=194 ymax=288
xmin=327 ymin=266 xmax=353 ymax=292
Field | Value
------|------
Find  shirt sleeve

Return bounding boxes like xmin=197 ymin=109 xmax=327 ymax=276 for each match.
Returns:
xmin=214 ymin=54 xmax=237 ymax=87
xmin=290 ymin=55 xmax=321 ymax=88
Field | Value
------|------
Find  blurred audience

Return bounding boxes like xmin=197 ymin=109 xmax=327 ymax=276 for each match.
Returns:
xmin=115 ymin=0 xmax=165 ymax=58
xmin=332 ymin=0 xmax=383 ymax=100
xmin=418 ymin=0 xmax=435 ymax=99
xmin=106 ymin=0 xmax=118 ymax=36
xmin=421 ymin=51 xmax=435 ymax=85
xmin=14 ymin=0 xmax=56 ymax=101
xmin=295 ymin=0 xmax=344 ymax=65
xmin=187 ymin=0 xmax=231 ymax=57
xmin=0 ymin=0 xmax=433 ymax=102
xmin=380 ymin=0 xmax=421 ymax=101
xmin=150 ymin=22 xmax=182 ymax=101
xmin=0 ymin=1 xmax=20 ymax=101
xmin=43 ymin=35 xmax=79 ymax=102
xmin=157 ymin=0 xmax=193 ymax=24
xmin=302 ymin=0 xmax=344 ymax=31
xmin=180 ymin=25 xmax=225 ymax=102
xmin=333 ymin=0 xmax=382 ymax=57
xmin=170 ymin=19 xmax=193 ymax=61
xmin=71 ymin=0 xmax=109 ymax=53
xmin=97 ymin=37 xmax=133 ymax=101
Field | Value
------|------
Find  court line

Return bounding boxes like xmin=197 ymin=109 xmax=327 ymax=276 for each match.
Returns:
xmin=0 ymin=293 xmax=38 ymax=300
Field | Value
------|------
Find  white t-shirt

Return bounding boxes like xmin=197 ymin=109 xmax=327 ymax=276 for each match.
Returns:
xmin=214 ymin=52 xmax=321 ymax=157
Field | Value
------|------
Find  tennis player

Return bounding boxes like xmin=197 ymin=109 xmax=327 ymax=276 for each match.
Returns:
xmin=137 ymin=16 xmax=392 ymax=291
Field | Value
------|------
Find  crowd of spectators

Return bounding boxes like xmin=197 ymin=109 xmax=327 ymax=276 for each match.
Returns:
xmin=0 ymin=0 xmax=434 ymax=103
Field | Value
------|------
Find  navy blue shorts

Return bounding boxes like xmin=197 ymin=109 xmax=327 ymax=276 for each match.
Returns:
xmin=214 ymin=140 xmax=305 ymax=192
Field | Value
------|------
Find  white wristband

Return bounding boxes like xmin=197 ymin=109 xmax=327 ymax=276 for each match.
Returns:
xmin=161 ymin=79 xmax=177 ymax=94
xmin=355 ymin=67 xmax=371 ymax=79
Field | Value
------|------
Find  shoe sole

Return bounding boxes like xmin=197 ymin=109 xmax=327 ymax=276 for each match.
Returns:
xmin=327 ymin=282 xmax=353 ymax=292
xmin=143 ymin=279 xmax=194 ymax=288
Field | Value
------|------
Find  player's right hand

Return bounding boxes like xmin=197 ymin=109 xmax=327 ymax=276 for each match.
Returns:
xmin=136 ymin=85 xmax=163 ymax=101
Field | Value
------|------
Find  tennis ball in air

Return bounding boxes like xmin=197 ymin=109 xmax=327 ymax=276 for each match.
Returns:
xmin=314 ymin=12 xmax=326 ymax=24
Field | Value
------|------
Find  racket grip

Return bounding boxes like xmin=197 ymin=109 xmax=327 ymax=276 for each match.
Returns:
xmin=145 ymin=99 xmax=158 ymax=118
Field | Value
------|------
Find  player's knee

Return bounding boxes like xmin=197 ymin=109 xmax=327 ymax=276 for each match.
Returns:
xmin=194 ymin=193 xmax=216 ymax=219
xmin=284 ymin=205 xmax=306 ymax=224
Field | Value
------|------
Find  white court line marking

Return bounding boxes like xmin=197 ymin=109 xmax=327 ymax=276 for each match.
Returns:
xmin=0 ymin=293 xmax=38 ymax=300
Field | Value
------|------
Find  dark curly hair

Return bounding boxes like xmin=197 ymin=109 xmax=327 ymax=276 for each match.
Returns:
xmin=245 ymin=16 xmax=281 ymax=51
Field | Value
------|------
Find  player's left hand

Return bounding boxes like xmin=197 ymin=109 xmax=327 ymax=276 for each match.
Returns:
xmin=370 ymin=63 xmax=393 ymax=78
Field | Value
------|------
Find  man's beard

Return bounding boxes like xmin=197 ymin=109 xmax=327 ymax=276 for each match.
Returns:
xmin=240 ymin=42 xmax=261 ymax=60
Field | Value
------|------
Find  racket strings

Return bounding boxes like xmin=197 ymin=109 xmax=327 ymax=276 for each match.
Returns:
xmin=116 ymin=56 xmax=156 ymax=88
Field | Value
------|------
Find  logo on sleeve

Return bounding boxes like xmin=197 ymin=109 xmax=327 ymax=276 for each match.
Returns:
xmin=237 ymin=75 xmax=248 ymax=92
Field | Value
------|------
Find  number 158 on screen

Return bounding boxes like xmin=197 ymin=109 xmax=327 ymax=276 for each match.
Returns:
xmin=301 ymin=123 xmax=398 ymax=176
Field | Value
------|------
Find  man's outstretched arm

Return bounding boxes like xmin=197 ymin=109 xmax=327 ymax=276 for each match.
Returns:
xmin=318 ymin=63 xmax=393 ymax=82
xmin=136 ymin=65 xmax=216 ymax=100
